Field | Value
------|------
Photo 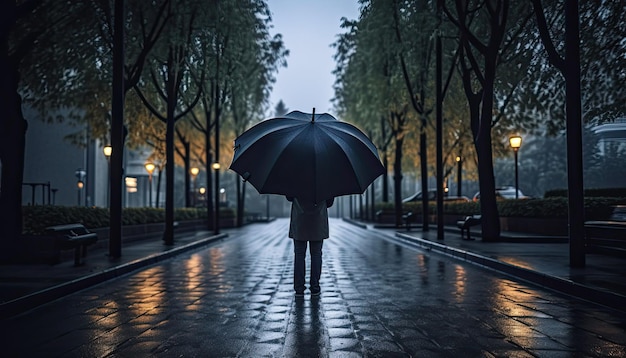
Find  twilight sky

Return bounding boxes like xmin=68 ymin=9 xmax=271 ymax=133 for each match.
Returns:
xmin=266 ymin=0 xmax=361 ymax=117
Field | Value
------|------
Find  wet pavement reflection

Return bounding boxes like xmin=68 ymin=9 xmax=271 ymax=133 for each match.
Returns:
xmin=1 ymin=218 xmax=625 ymax=357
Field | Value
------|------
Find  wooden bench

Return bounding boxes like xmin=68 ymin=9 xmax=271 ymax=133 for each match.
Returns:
xmin=456 ymin=215 xmax=481 ymax=240
xmin=584 ymin=205 xmax=626 ymax=257
xmin=45 ymin=224 xmax=98 ymax=266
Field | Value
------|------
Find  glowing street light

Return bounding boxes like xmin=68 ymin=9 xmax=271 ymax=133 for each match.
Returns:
xmin=103 ymin=145 xmax=112 ymax=207
xmin=509 ymin=135 xmax=522 ymax=199
xmin=190 ymin=167 xmax=200 ymax=207
xmin=212 ymin=162 xmax=221 ymax=234
xmin=103 ymin=145 xmax=112 ymax=158
xmin=455 ymin=156 xmax=462 ymax=197
xmin=145 ymin=162 xmax=155 ymax=207
xmin=75 ymin=168 xmax=86 ymax=206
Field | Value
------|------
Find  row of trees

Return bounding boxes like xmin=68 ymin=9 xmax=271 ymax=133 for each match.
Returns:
xmin=332 ymin=0 xmax=625 ymax=244
xmin=0 ymin=0 xmax=288 ymax=257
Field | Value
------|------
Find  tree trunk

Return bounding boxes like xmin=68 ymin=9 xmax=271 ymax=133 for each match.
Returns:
xmin=393 ymin=136 xmax=404 ymax=227
xmin=564 ymin=0 xmax=585 ymax=266
xmin=108 ymin=0 xmax=125 ymax=258
xmin=183 ymin=141 xmax=191 ymax=207
xmin=205 ymin=130 xmax=214 ymax=230
xmin=156 ymin=166 xmax=163 ymax=208
xmin=380 ymin=116 xmax=389 ymax=203
xmin=163 ymin=53 xmax=178 ymax=245
xmin=0 ymin=62 xmax=27 ymax=258
xmin=419 ymin=119 xmax=429 ymax=231
xmin=236 ymin=180 xmax=246 ymax=227
xmin=163 ymin=109 xmax=175 ymax=245
xmin=476 ymin=70 xmax=500 ymax=241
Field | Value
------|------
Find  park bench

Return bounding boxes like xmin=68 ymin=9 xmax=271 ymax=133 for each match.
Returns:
xmin=584 ymin=205 xmax=626 ymax=257
xmin=45 ymin=223 xmax=98 ymax=266
xmin=375 ymin=210 xmax=415 ymax=229
xmin=456 ymin=215 xmax=481 ymax=240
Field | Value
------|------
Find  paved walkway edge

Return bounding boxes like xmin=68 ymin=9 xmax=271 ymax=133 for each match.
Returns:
xmin=394 ymin=232 xmax=626 ymax=314
xmin=0 ymin=233 xmax=228 ymax=319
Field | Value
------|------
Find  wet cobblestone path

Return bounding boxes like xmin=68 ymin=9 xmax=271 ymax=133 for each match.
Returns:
xmin=2 ymin=218 xmax=625 ymax=357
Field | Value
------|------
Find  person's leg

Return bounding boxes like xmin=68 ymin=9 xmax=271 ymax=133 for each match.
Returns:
xmin=293 ymin=240 xmax=307 ymax=295
xmin=309 ymin=240 xmax=323 ymax=295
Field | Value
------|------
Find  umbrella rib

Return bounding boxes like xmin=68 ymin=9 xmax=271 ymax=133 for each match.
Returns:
xmin=319 ymin=127 xmax=374 ymax=190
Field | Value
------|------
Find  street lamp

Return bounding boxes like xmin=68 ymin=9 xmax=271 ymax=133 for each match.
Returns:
xmin=190 ymin=167 xmax=200 ymax=207
xmin=212 ymin=162 xmax=221 ymax=234
xmin=77 ymin=181 xmax=84 ymax=206
xmin=455 ymin=156 xmax=462 ymax=197
xmin=199 ymin=187 xmax=206 ymax=207
xmin=75 ymin=168 xmax=86 ymax=206
xmin=103 ymin=145 xmax=112 ymax=208
xmin=103 ymin=145 xmax=112 ymax=158
xmin=509 ymin=135 xmax=522 ymax=199
xmin=144 ymin=162 xmax=155 ymax=207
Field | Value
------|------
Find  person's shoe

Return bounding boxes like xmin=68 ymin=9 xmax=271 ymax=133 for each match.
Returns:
xmin=310 ymin=290 xmax=321 ymax=297
xmin=295 ymin=292 xmax=305 ymax=298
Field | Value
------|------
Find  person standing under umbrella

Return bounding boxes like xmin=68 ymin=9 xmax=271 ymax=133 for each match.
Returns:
xmin=287 ymin=196 xmax=334 ymax=297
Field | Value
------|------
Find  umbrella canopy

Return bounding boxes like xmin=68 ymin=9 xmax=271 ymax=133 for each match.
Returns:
xmin=229 ymin=110 xmax=385 ymax=204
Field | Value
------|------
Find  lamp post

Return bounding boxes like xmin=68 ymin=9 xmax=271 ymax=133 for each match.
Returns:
xmin=77 ymin=180 xmax=84 ymax=206
xmin=509 ymin=135 xmax=522 ymax=199
xmin=199 ymin=187 xmax=206 ymax=207
xmin=190 ymin=166 xmax=200 ymax=207
xmin=455 ymin=156 xmax=462 ymax=197
xmin=103 ymin=145 xmax=112 ymax=207
xmin=212 ymin=162 xmax=221 ymax=234
xmin=144 ymin=162 xmax=155 ymax=207
xmin=75 ymin=168 xmax=86 ymax=206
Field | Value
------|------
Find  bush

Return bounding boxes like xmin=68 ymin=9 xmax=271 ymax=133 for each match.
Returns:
xmin=545 ymin=188 xmax=626 ymax=198
xmin=374 ymin=196 xmax=626 ymax=220
xmin=22 ymin=206 xmax=109 ymax=235
xmin=375 ymin=201 xmax=481 ymax=216
xmin=21 ymin=206 xmax=223 ymax=235
xmin=497 ymin=198 xmax=566 ymax=218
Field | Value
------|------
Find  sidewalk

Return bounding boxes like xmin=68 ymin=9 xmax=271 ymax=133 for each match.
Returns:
xmin=369 ymin=222 xmax=626 ymax=313
xmin=1 ymin=220 xmax=625 ymax=320
xmin=0 ymin=229 xmax=230 ymax=319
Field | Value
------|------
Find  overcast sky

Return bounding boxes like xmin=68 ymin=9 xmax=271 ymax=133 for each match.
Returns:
xmin=266 ymin=0 xmax=360 ymax=117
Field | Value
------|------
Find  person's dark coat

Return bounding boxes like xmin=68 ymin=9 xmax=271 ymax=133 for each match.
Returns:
xmin=288 ymin=197 xmax=334 ymax=241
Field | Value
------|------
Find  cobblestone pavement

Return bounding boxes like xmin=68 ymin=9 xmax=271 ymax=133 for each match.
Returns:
xmin=2 ymin=218 xmax=625 ymax=357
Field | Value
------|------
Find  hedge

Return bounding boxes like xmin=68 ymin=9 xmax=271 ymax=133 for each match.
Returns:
xmin=544 ymin=188 xmax=626 ymax=198
xmin=374 ymin=197 xmax=626 ymax=220
xmin=21 ymin=206 xmax=235 ymax=235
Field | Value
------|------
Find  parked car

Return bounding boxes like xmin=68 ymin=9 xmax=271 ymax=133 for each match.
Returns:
xmin=403 ymin=189 xmax=471 ymax=203
xmin=472 ymin=186 xmax=529 ymax=201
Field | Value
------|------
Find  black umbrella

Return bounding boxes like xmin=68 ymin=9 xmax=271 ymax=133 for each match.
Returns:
xmin=229 ymin=110 xmax=385 ymax=204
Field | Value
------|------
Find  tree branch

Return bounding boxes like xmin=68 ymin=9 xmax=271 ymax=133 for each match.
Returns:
xmin=133 ymin=85 xmax=167 ymax=122
xmin=125 ymin=0 xmax=172 ymax=91
xmin=391 ymin=2 xmax=425 ymax=115
xmin=530 ymin=0 xmax=565 ymax=72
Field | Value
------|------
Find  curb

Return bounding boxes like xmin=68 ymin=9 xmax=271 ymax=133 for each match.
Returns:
xmin=0 ymin=233 xmax=228 ymax=320
xmin=394 ymin=232 xmax=626 ymax=314
xmin=374 ymin=223 xmax=568 ymax=243
xmin=342 ymin=217 xmax=368 ymax=229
